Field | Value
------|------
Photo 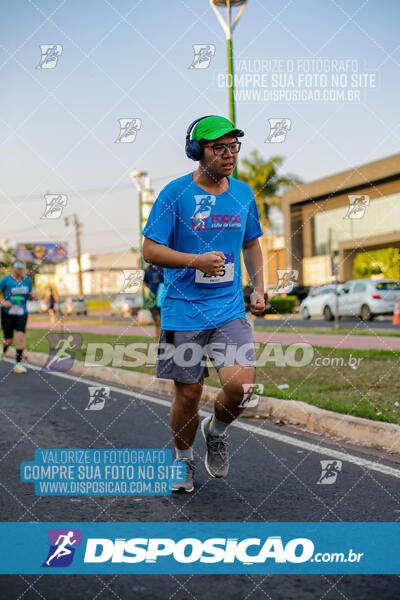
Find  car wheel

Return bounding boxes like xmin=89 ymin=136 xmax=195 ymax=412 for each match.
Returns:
xmin=83 ymin=310 xmax=87 ymax=316
xmin=323 ymin=305 xmax=334 ymax=321
xmin=360 ymin=304 xmax=373 ymax=321
xmin=301 ymin=307 xmax=311 ymax=319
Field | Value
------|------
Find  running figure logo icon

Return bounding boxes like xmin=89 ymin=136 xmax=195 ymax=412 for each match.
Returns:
xmin=41 ymin=194 xmax=68 ymax=219
xmin=344 ymin=195 xmax=370 ymax=220
xmin=191 ymin=195 xmax=216 ymax=230
xmin=42 ymin=529 xmax=82 ymax=567
xmin=317 ymin=460 xmax=342 ymax=485
xmin=275 ymin=270 xmax=299 ymax=294
xmin=86 ymin=386 xmax=110 ymax=411
xmin=115 ymin=118 xmax=142 ymax=143
xmin=42 ymin=333 xmax=82 ymax=372
xmin=239 ymin=383 xmax=264 ymax=408
xmin=120 ymin=269 xmax=143 ymax=293
xmin=188 ymin=44 xmax=216 ymax=69
xmin=36 ymin=45 xmax=63 ymax=69
xmin=265 ymin=119 xmax=291 ymax=143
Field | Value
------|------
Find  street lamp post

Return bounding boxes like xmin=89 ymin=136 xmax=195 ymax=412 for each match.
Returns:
xmin=64 ymin=213 xmax=84 ymax=296
xmin=210 ymin=0 xmax=247 ymax=179
xmin=130 ymin=171 xmax=151 ymax=310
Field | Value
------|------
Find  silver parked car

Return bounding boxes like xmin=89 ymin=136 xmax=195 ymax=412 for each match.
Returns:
xmin=110 ymin=294 xmax=142 ymax=317
xmin=322 ymin=279 xmax=400 ymax=321
xmin=299 ymin=284 xmax=336 ymax=319
xmin=59 ymin=296 xmax=88 ymax=316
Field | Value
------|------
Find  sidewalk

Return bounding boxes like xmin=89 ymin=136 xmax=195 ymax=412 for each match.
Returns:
xmin=28 ymin=321 xmax=400 ymax=350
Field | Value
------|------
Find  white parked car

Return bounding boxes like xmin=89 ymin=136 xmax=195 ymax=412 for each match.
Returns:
xmin=299 ymin=285 xmax=337 ymax=319
xmin=322 ymin=279 xmax=400 ymax=321
xmin=59 ymin=296 xmax=88 ymax=316
xmin=110 ymin=294 xmax=142 ymax=317
xmin=26 ymin=299 xmax=40 ymax=313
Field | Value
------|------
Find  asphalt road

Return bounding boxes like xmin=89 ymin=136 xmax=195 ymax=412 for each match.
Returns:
xmin=31 ymin=312 xmax=398 ymax=331
xmin=0 ymin=360 xmax=399 ymax=598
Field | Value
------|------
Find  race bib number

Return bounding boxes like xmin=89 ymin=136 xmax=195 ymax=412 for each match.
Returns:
xmin=195 ymin=252 xmax=234 ymax=288
xmin=9 ymin=305 xmax=24 ymax=315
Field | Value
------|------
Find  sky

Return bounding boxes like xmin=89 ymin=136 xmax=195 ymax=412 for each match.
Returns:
xmin=1 ymin=0 xmax=399 ymax=257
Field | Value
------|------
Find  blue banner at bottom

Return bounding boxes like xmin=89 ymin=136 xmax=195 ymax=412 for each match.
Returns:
xmin=0 ymin=522 xmax=398 ymax=574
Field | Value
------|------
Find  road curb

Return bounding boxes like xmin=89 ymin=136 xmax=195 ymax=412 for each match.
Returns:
xmin=22 ymin=350 xmax=400 ymax=454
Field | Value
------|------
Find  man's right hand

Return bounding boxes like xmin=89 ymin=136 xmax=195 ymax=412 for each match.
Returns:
xmin=194 ymin=251 xmax=226 ymax=275
xmin=1 ymin=301 xmax=12 ymax=309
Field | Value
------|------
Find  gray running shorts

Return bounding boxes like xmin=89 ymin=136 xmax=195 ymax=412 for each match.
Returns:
xmin=156 ymin=316 xmax=256 ymax=384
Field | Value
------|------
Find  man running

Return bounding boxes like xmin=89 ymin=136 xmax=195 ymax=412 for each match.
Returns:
xmin=0 ymin=261 xmax=37 ymax=373
xmin=47 ymin=287 xmax=57 ymax=323
xmin=45 ymin=531 xmax=77 ymax=566
xmin=142 ymin=115 xmax=265 ymax=492
xmin=143 ymin=264 xmax=164 ymax=342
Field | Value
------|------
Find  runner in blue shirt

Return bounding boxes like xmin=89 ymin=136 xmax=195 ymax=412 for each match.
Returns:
xmin=143 ymin=264 xmax=164 ymax=341
xmin=142 ymin=115 xmax=265 ymax=492
xmin=0 ymin=261 xmax=37 ymax=373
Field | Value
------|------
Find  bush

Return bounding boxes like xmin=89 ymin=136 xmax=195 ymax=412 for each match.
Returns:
xmin=268 ymin=295 xmax=297 ymax=314
xmin=86 ymin=299 xmax=111 ymax=312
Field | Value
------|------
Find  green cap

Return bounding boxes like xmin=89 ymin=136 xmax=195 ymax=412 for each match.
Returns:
xmin=192 ymin=116 xmax=244 ymax=141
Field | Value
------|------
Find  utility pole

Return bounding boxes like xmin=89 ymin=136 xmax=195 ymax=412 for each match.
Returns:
xmin=65 ymin=213 xmax=83 ymax=296
xmin=210 ymin=0 xmax=248 ymax=179
xmin=74 ymin=214 xmax=83 ymax=296
xmin=331 ymin=252 xmax=340 ymax=330
xmin=130 ymin=171 xmax=154 ymax=310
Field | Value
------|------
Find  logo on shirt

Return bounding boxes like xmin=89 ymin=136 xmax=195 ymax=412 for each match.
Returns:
xmin=191 ymin=195 xmax=241 ymax=231
xmin=191 ymin=195 xmax=216 ymax=230
xmin=10 ymin=286 xmax=29 ymax=295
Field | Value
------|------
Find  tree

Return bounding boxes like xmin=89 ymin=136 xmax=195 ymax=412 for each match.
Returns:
xmin=239 ymin=151 xmax=303 ymax=286
xmin=240 ymin=150 xmax=303 ymax=229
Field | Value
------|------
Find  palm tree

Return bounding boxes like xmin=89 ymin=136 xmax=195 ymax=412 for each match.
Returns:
xmin=0 ymin=240 xmax=16 ymax=275
xmin=240 ymin=150 xmax=303 ymax=230
xmin=239 ymin=150 xmax=303 ymax=286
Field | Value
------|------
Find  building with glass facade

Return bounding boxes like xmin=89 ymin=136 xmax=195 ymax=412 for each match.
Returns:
xmin=282 ymin=153 xmax=400 ymax=285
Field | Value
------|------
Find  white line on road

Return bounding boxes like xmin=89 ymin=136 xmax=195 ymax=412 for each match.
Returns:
xmin=19 ymin=361 xmax=400 ymax=480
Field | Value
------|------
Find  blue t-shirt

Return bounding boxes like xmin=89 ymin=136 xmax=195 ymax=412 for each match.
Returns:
xmin=144 ymin=265 xmax=164 ymax=295
xmin=0 ymin=275 xmax=32 ymax=315
xmin=144 ymin=266 xmax=164 ymax=309
xmin=141 ymin=172 xmax=264 ymax=331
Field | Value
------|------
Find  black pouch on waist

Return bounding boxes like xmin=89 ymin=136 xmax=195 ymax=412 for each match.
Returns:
xmin=165 ymin=330 xmax=174 ymax=345
xmin=157 ymin=330 xmax=174 ymax=355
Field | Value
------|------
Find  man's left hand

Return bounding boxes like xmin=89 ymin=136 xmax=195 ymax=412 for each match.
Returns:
xmin=250 ymin=291 xmax=265 ymax=315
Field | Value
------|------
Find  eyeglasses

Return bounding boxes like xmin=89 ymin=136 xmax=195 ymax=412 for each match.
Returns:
xmin=200 ymin=141 xmax=242 ymax=156
xmin=13 ymin=262 xmax=24 ymax=268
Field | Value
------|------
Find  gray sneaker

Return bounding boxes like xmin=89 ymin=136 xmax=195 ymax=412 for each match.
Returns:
xmin=172 ymin=458 xmax=195 ymax=493
xmin=201 ymin=415 xmax=229 ymax=478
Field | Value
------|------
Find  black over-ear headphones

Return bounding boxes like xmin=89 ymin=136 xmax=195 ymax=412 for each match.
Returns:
xmin=185 ymin=115 xmax=220 ymax=161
